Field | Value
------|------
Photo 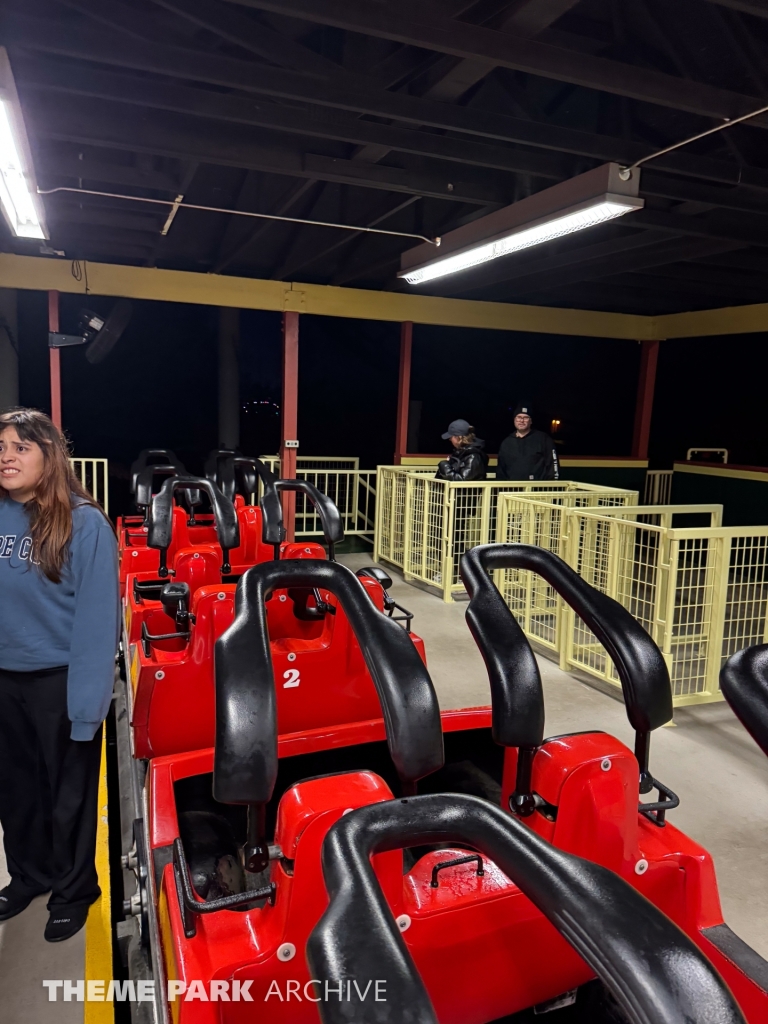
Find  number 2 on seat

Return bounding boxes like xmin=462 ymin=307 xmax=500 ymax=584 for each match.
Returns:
xmin=283 ymin=668 xmax=300 ymax=688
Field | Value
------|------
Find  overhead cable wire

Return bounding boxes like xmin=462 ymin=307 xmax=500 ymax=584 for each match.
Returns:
xmin=37 ymin=186 xmax=441 ymax=246
xmin=621 ymin=101 xmax=768 ymax=176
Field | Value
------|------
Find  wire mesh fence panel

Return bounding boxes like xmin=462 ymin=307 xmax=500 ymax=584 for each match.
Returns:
xmin=669 ymin=537 xmax=717 ymax=699
xmin=375 ymin=470 xmax=638 ymax=602
xmin=490 ymin=500 xmax=740 ymax=706
xmin=404 ymin=475 xmax=446 ymax=586
xmin=722 ymin=535 xmax=768 ymax=662
xmin=494 ymin=496 xmax=566 ymax=650
xmin=375 ymin=466 xmax=406 ymax=567
xmin=70 ymin=458 xmax=109 ymax=514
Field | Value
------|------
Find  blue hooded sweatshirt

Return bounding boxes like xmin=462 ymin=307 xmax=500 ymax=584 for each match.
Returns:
xmin=0 ymin=496 xmax=119 ymax=741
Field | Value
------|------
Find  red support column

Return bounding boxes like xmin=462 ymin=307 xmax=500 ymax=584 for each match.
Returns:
xmin=394 ymin=321 xmax=413 ymax=464
xmin=280 ymin=311 xmax=299 ymax=541
xmin=48 ymin=290 xmax=62 ymax=429
xmin=631 ymin=339 xmax=660 ymax=460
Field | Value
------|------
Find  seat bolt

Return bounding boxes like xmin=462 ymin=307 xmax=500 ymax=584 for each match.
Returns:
xmin=277 ymin=943 xmax=296 ymax=962
xmin=600 ymin=758 xmax=611 ymax=772
xmin=396 ymin=914 xmax=411 ymax=932
xmin=287 ymin=652 xmax=296 ymax=662
xmin=155 ymin=670 xmax=165 ymax=680
xmin=635 ymin=858 xmax=649 ymax=875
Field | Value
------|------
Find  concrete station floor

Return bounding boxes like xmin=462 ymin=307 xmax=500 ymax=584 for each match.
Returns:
xmin=1 ymin=553 xmax=766 ymax=1024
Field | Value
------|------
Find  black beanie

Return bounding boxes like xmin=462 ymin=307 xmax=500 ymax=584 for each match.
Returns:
xmin=513 ymin=403 xmax=532 ymax=418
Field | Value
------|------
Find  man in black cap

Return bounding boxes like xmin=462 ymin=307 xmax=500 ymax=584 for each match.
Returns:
xmin=436 ymin=418 xmax=488 ymax=481
xmin=497 ymin=404 xmax=559 ymax=481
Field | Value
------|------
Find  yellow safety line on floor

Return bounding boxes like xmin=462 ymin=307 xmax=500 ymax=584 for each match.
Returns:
xmin=84 ymin=728 xmax=114 ymax=1024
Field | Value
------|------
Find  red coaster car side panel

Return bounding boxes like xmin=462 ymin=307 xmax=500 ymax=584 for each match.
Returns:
xmin=459 ymin=543 xmax=768 ymax=1019
xmin=149 ymin=744 xmax=745 ymax=1024
xmin=129 ymin=566 xmax=425 ymax=759
xmin=307 ymin=793 xmax=745 ymax=1024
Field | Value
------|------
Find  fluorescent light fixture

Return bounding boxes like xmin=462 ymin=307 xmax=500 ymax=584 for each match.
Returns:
xmin=399 ymin=163 xmax=643 ymax=286
xmin=0 ymin=48 xmax=47 ymax=239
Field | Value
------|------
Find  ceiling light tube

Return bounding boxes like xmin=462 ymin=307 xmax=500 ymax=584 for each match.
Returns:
xmin=399 ymin=163 xmax=642 ymax=285
xmin=0 ymin=48 xmax=47 ymax=240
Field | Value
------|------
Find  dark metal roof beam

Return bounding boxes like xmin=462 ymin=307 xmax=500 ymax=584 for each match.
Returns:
xmin=11 ymin=26 xmax=768 ymax=191
xmin=505 ymin=238 xmax=743 ymax=296
xmin=701 ymin=0 xmax=768 ymax=18
xmin=212 ymin=178 xmax=318 ymax=273
xmin=227 ymin=0 xmax=768 ymax=124
xmin=17 ymin=61 xmax=569 ymax=182
xmin=28 ymin=95 xmax=509 ymax=207
xmin=273 ymin=194 xmax=421 ymax=280
xmin=38 ymin=151 xmax=182 ymax=192
xmin=150 ymin=0 xmax=344 ymax=74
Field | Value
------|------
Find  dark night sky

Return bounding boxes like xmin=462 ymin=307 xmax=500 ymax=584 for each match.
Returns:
xmin=13 ymin=290 xmax=768 ymax=509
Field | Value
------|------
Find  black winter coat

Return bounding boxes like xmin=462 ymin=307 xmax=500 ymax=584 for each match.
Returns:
xmin=497 ymin=430 xmax=559 ymax=481
xmin=436 ymin=441 xmax=488 ymax=482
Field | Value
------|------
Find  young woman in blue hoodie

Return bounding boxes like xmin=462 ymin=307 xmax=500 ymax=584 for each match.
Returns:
xmin=0 ymin=408 xmax=119 ymax=942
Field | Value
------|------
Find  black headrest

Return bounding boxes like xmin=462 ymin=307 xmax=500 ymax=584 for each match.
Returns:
xmin=134 ymin=465 xmax=185 ymax=511
xmin=357 ymin=566 xmax=393 ymax=591
xmin=204 ymin=449 xmax=237 ymax=500
xmin=213 ymin=560 xmax=444 ymax=805
xmin=204 ymin=452 xmax=283 ymax=546
xmin=275 ymin=480 xmax=344 ymax=554
xmin=720 ymin=644 xmax=768 ymax=758
xmin=307 ymin=794 xmax=745 ymax=1024
xmin=234 ymin=458 xmax=283 ymax=547
xmin=461 ymin=545 xmax=672 ymax=747
xmin=130 ymin=448 xmax=184 ymax=497
xmin=148 ymin=476 xmax=240 ymax=557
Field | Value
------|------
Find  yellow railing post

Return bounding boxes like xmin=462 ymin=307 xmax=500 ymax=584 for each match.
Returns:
xmin=69 ymin=458 xmax=109 ymax=515
xmin=705 ymin=535 xmax=729 ymax=699
xmin=443 ymin=481 xmax=455 ymax=603
xmin=560 ymin=506 xmax=576 ymax=672
xmin=403 ymin=472 xmax=415 ymax=582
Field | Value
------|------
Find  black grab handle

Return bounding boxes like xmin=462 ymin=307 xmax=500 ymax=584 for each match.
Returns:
xmin=204 ymin=448 xmax=238 ymax=502
xmin=274 ymin=480 xmax=344 ymax=558
xmin=148 ymin=476 xmax=240 ymax=575
xmin=205 ymin=451 xmax=284 ymax=548
xmin=721 ymin=644 xmax=768 ymax=758
xmin=213 ymin=559 xmax=444 ymax=808
xmin=130 ymin=448 xmax=184 ymax=494
xmin=307 ymin=794 xmax=745 ymax=1024
xmin=461 ymin=545 xmax=672 ymax=794
xmin=234 ymin=458 xmax=285 ymax=549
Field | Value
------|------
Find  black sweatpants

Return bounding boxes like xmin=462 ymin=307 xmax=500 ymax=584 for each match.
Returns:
xmin=0 ymin=666 xmax=103 ymax=910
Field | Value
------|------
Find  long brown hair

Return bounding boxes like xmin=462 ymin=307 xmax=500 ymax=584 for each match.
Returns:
xmin=0 ymin=407 xmax=108 ymax=583
xmin=454 ymin=431 xmax=477 ymax=449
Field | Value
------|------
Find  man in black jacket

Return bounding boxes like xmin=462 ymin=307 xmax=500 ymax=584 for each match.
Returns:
xmin=436 ymin=419 xmax=488 ymax=481
xmin=497 ymin=404 xmax=559 ymax=481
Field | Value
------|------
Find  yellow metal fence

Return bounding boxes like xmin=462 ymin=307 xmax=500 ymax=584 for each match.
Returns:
xmin=374 ymin=466 xmax=638 ymax=602
xmin=494 ymin=495 xmax=760 ymax=706
xmin=70 ymin=458 xmax=109 ymax=514
xmin=258 ymin=456 xmax=374 ymax=538
xmin=644 ymin=469 xmax=673 ymax=504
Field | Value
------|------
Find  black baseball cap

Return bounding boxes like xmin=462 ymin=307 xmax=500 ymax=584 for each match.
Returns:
xmin=441 ymin=418 xmax=472 ymax=439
